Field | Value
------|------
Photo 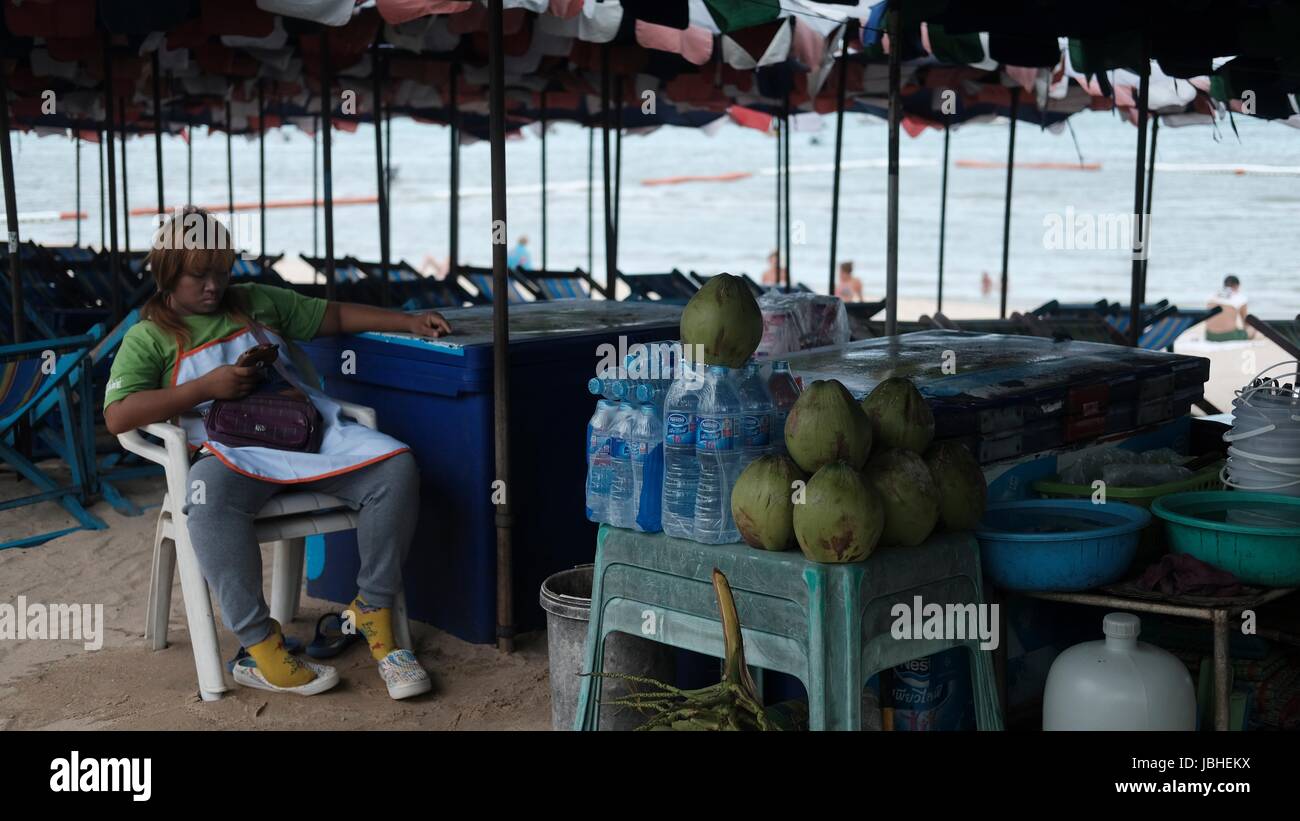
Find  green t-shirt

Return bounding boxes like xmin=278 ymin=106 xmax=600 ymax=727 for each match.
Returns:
xmin=103 ymin=283 xmax=327 ymax=409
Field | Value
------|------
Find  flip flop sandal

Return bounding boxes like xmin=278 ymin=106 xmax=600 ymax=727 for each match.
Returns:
xmin=226 ymin=636 xmax=304 ymax=674
xmin=306 ymin=612 xmax=363 ymax=660
xmin=231 ymin=656 xmax=340 ymax=696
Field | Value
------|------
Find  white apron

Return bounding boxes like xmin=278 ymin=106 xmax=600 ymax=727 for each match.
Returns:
xmin=173 ymin=326 xmax=408 ymax=483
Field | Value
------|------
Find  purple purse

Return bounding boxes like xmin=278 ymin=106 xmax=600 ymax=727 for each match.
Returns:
xmin=202 ymin=325 xmax=324 ymax=453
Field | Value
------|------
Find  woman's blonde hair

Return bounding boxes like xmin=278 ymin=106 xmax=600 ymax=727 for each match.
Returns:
xmin=141 ymin=206 xmax=249 ymax=349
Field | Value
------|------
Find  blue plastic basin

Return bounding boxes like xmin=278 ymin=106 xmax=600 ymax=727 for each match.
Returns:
xmin=975 ymin=499 xmax=1151 ymax=592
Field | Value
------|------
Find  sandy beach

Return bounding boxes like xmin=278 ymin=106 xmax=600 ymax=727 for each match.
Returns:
xmin=1 ymin=295 xmax=1286 ymax=729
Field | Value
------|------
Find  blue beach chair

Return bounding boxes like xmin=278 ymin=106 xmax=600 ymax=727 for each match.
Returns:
xmin=515 ymin=267 xmax=604 ymax=300
xmin=618 ymin=269 xmax=699 ymax=302
xmin=456 ymin=265 xmax=536 ymax=303
xmin=1246 ymin=314 xmax=1300 ymax=359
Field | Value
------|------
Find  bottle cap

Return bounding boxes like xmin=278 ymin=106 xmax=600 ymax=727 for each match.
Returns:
xmin=1102 ymin=612 xmax=1140 ymax=639
xmin=587 ymin=377 xmax=603 ymax=395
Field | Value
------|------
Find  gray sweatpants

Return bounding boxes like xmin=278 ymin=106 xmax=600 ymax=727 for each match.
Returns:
xmin=183 ymin=451 xmax=420 ymax=648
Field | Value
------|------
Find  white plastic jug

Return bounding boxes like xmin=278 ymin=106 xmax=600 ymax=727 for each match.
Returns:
xmin=1043 ymin=613 xmax=1197 ymax=731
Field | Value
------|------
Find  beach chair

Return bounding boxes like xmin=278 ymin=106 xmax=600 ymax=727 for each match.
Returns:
xmin=852 ymin=320 xmax=931 ymax=339
xmin=116 ymin=370 xmax=415 ymax=702
xmin=688 ymin=270 xmax=766 ymax=299
xmin=515 ymin=267 xmax=605 ymax=300
xmin=1029 ymin=299 xmax=1112 ymax=319
xmin=230 ymin=254 xmax=288 ymax=286
xmin=1106 ymin=304 xmax=1221 ymax=351
xmin=928 ymin=314 xmax=1032 ymax=335
xmin=618 ymin=269 xmax=699 ymax=302
xmin=1246 ymin=314 xmax=1300 ymax=359
xmin=300 ymin=254 xmax=368 ymax=284
xmin=456 ymin=265 xmax=537 ymax=303
xmin=1 ymin=327 xmax=109 ymax=549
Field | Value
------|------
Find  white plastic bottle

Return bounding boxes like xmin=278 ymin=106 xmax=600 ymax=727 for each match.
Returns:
xmin=630 ymin=404 xmax=664 ymax=532
xmin=606 ymin=400 xmax=639 ymax=528
xmin=661 ymin=360 xmax=704 ymax=539
xmin=736 ymin=360 xmax=775 ymax=475
xmin=585 ymin=399 xmax=618 ymax=523
xmin=768 ymin=360 xmax=800 ymax=456
xmin=1043 ymin=612 xmax=1197 ymax=731
xmin=693 ymin=365 xmax=741 ymax=544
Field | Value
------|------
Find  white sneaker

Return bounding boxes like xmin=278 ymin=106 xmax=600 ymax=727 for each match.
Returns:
xmin=231 ymin=657 xmax=340 ymax=696
xmin=378 ymin=649 xmax=432 ymax=700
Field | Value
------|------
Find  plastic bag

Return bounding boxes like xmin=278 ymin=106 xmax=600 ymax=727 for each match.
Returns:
xmin=756 ymin=291 xmax=850 ymax=359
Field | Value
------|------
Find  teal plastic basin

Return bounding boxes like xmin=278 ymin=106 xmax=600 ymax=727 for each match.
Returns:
xmin=1150 ymin=491 xmax=1300 ymax=587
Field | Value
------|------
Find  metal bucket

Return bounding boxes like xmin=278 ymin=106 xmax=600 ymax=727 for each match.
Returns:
xmin=539 ymin=565 xmax=674 ymax=731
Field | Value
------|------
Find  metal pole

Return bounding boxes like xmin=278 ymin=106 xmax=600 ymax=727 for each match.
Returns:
xmin=76 ymin=134 xmax=82 ymax=246
xmin=225 ymin=95 xmax=234 ymax=227
xmin=1129 ymin=41 xmax=1151 ymax=346
xmin=371 ymin=45 xmax=390 ymax=306
xmin=999 ymin=87 xmax=1020 ymax=320
xmin=119 ymin=97 xmax=131 ymax=256
xmin=312 ymin=113 xmax=318 ymax=262
xmin=487 ymin=0 xmax=515 ymax=655
xmin=828 ymin=49 xmax=846 ymax=296
xmin=258 ymin=80 xmax=266 ymax=265
xmin=601 ymin=46 xmax=615 ymax=296
xmin=99 ymin=131 xmax=105 ymax=248
xmin=0 ymin=66 xmax=23 ymax=342
xmin=186 ymin=116 xmax=192 ymax=205
xmin=102 ymin=41 xmax=122 ymax=323
xmin=775 ymin=118 xmax=781 ymax=282
xmin=587 ymin=127 xmax=593 ymax=283
xmin=153 ymin=49 xmax=165 ymax=216
xmin=321 ymin=37 xmax=337 ymax=301
xmin=614 ymin=83 xmax=623 ymax=272
xmin=540 ymin=89 xmax=547 ymax=274
xmin=1141 ymin=115 xmax=1159 ymax=298
xmin=449 ymin=63 xmax=460 ymax=279
xmin=937 ymin=124 xmax=950 ymax=313
xmin=884 ymin=7 xmax=901 ymax=335
xmin=783 ymin=94 xmax=791 ymax=290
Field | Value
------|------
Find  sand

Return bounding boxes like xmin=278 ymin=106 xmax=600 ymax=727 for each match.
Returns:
xmin=2 ymin=296 xmax=1284 ymax=729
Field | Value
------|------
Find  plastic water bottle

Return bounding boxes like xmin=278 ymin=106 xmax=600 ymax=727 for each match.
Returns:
xmin=630 ymin=404 xmax=664 ymax=532
xmin=588 ymin=377 xmax=618 ymax=401
xmin=607 ymin=400 xmax=639 ymax=528
xmin=736 ymin=360 xmax=775 ymax=474
xmin=585 ymin=399 xmax=618 ymax=522
xmin=768 ymin=360 xmax=801 ymax=456
xmin=693 ymin=365 xmax=741 ymax=544
xmin=661 ymin=360 xmax=704 ymax=539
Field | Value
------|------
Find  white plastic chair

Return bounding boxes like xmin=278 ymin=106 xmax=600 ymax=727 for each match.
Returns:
xmin=117 ymin=399 xmax=414 ymax=702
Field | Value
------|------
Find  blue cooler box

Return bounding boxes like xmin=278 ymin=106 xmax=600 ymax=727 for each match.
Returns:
xmin=299 ymin=302 xmax=682 ymax=644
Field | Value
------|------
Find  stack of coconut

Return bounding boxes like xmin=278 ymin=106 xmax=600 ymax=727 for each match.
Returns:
xmin=731 ymin=376 xmax=989 ymax=563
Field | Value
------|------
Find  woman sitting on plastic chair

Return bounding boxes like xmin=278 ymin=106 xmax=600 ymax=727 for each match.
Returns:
xmin=104 ymin=207 xmax=451 ymax=699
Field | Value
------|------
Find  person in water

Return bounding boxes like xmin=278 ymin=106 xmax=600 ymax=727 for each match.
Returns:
xmin=1205 ymin=274 xmax=1257 ymax=341
xmin=105 ymin=206 xmax=451 ymax=699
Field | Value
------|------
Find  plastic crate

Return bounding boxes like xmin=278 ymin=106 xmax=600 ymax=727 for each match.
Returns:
xmin=1031 ymin=462 xmax=1225 ymax=508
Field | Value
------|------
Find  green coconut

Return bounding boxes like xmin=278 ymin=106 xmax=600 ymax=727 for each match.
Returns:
xmin=924 ymin=440 xmax=988 ymax=531
xmin=783 ymin=379 xmax=873 ymax=474
xmin=793 ymin=462 xmax=884 ymax=563
xmin=861 ymin=376 xmax=935 ymax=453
xmin=731 ymin=455 xmax=807 ymax=551
xmin=679 ymin=273 xmax=763 ymax=368
xmin=863 ymin=448 xmax=940 ymax=547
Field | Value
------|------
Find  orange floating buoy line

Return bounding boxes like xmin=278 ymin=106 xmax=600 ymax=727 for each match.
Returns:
xmin=114 ymin=195 xmax=380 ymax=218
xmin=641 ymin=171 xmax=754 ymax=186
xmin=956 ymin=160 xmax=1102 ymax=171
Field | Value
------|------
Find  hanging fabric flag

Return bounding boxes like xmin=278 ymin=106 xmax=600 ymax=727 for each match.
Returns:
xmin=703 ymin=0 xmax=781 ymax=35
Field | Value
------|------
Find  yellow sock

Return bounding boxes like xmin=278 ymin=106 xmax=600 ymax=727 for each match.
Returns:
xmin=246 ymin=621 xmax=316 ymax=688
xmin=349 ymin=595 xmax=397 ymax=661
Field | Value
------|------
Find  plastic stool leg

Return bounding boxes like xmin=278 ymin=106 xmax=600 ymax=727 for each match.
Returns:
xmin=804 ymin=567 xmax=862 ymax=731
xmin=967 ymin=643 xmax=1005 ymax=731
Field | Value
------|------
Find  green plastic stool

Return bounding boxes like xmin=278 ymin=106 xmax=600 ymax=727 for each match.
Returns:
xmin=575 ymin=526 xmax=1004 ymax=731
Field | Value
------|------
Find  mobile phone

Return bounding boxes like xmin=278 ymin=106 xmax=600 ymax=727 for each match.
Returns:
xmin=236 ymin=343 xmax=279 ymax=369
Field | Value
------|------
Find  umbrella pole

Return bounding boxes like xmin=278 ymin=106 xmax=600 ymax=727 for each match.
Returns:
xmin=938 ymin=123 xmax=950 ymax=313
xmin=321 ymin=36 xmax=337 ymax=302
xmin=1128 ymin=42 xmax=1151 ymax=346
xmin=186 ymin=115 xmax=193 ymax=205
xmin=541 ymin=90 xmax=547 ymax=274
xmin=999 ymin=87 xmax=1019 ymax=319
xmin=102 ymin=43 xmax=122 ymax=323
xmin=487 ymin=0 xmax=515 ymax=655
xmin=99 ymin=130 xmax=105 ymax=249
xmin=312 ymin=114 xmax=319 ymax=264
xmin=1141 ymin=115 xmax=1158 ymax=297
xmin=0 ymin=66 xmax=23 ymax=342
xmin=587 ymin=127 xmax=593 ymax=284
xmin=371 ymin=44 xmax=390 ymax=306
xmin=601 ymin=46 xmax=615 ymax=295
xmin=614 ymin=84 xmax=623 ymax=271
xmin=828 ymin=48 xmax=846 ymax=296
xmin=449 ymin=64 xmax=460 ymax=280
xmin=76 ymin=134 xmax=82 ymax=246
xmin=258 ymin=80 xmax=267 ymax=266
xmin=225 ymin=95 xmax=234 ymax=228
xmin=120 ymin=97 xmax=131 ymax=256
xmin=153 ymin=50 xmax=165 ymax=217
xmin=884 ymin=6 xmax=901 ymax=335
xmin=783 ymin=94 xmax=791 ymax=290
xmin=775 ymin=118 xmax=781 ymax=283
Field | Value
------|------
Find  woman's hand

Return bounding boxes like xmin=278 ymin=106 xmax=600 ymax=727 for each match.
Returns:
xmin=200 ymin=364 xmax=262 ymax=401
xmin=404 ymin=311 xmax=452 ymax=338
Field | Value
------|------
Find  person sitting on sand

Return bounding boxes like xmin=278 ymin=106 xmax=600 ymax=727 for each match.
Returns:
xmin=835 ymin=260 xmax=864 ymax=302
xmin=1205 ymin=275 xmax=1257 ymax=341
xmin=104 ymin=206 xmax=451 ymax=699
xmin=761 ymin=250 xmax=786 ymax=286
